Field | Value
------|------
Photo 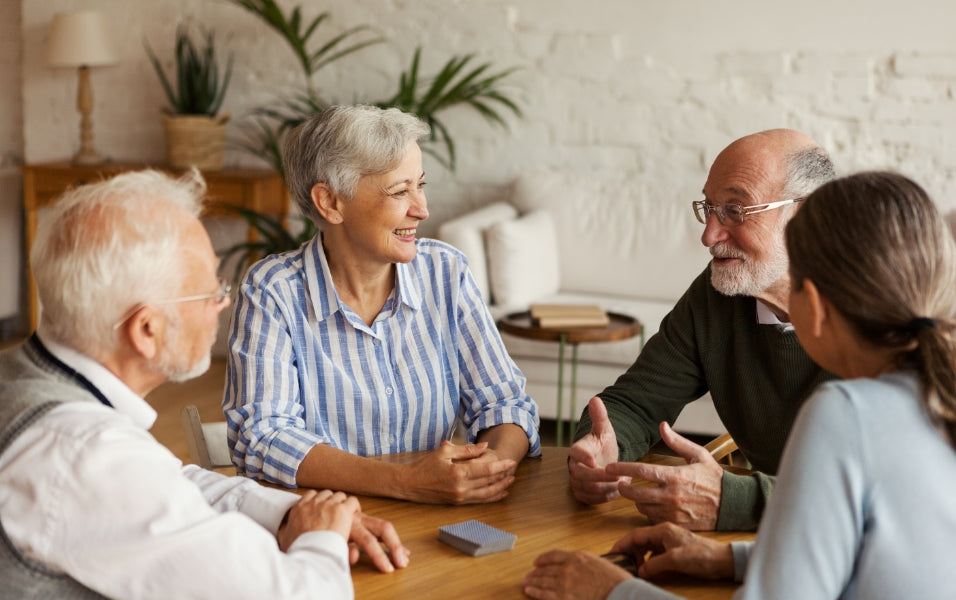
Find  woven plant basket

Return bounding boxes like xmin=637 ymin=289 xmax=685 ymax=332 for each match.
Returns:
xmin=163 ymin=112 xmax=230 ymax=171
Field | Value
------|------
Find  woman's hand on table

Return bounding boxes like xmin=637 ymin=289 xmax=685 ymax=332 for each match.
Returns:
xmin=610 ymin=522 xmax=734 ymax=580
xmin=396 ymin=440 xmax=516 ymax=504
xmin=523 ymin=549 xmax=632 ymax=600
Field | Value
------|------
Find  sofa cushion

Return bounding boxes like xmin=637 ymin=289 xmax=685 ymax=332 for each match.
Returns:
xmin=485 ymin=210 xmax=561 ymax=307
xmin=511 ymin=172 xmax=709 ymax=302
xmin=437 ymin=202 xmax=518 ymax=303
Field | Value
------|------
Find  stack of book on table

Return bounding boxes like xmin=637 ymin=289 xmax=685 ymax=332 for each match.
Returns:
xmin=530 ymin=304 xmax=610 ymax=328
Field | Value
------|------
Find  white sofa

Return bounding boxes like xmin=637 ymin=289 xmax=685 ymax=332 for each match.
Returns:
xmin=438 ymin=172 xmax=725 ymax=436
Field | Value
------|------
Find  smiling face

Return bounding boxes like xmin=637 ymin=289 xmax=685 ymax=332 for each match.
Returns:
xmin=700 ymin=134 xmax=793 ymax=303
xmin=335 ymin=141 xmax=428 ymax=267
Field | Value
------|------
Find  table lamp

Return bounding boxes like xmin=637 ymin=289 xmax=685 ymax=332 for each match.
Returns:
xmin=46 ymin=11 xmax=119 ymax=165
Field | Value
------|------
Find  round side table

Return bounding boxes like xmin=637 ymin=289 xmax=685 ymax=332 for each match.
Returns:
xmin=497 ymin=311 xmax=643 ymax=446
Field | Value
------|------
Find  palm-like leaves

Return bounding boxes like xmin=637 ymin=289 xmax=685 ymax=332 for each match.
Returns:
xmin=228 ymin=0 xmax=382 ymax=83
xmin=227 ymin=0 xmax=523 ymax=173
xmin=380 ymin=48 xmax=522 ymax=170
xmin=220 ymin=1 xmax=524 ymax=274
xmin=145 ymin=25 xmax=233 ymax=116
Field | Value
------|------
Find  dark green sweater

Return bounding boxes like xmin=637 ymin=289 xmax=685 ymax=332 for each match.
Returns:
xmin=574 ymin=265 xmax=836 ymax=531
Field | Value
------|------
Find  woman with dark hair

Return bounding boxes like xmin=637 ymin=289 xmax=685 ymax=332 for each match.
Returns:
xmin=523 ymin=171 xmax=956 ymax=599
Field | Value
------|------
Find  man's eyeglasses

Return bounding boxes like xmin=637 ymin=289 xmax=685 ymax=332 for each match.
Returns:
xmin=692 ymin=198 xmax=804 ymax=226
xmin=112 ymin=277 xmax=232 ymax=330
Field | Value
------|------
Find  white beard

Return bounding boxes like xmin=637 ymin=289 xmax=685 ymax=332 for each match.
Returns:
xmin=709 ymin=237 xmax=789 ymax=297
xmin=155 ymin=311 xmax=214 ymax=383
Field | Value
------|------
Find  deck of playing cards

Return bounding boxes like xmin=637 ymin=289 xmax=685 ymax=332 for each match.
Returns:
xmin=438 ymin=519 xmax=517 ymax=556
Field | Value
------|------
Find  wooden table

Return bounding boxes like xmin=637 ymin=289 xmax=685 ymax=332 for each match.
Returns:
xmin=21 ymin=162 xmax=287 ymax=330
xmin=497 ymin=311 xmax=644 ymax=445
xmin=349 ymin=446 xmax=750 ymax=599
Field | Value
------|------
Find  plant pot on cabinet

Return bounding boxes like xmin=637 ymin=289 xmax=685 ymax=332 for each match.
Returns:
xmin=162 ymin=112 xmax=229 ymax=171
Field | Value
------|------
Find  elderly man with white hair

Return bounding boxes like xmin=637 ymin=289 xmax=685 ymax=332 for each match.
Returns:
xmin=0 ymin=169 xmax=407 ymax=599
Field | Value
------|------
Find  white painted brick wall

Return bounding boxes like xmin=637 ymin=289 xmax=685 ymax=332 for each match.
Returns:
xmin=14 ymin=0 xmax=956 ymax=240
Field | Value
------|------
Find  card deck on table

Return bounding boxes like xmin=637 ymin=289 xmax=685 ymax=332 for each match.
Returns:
xmin=438 ymin=519 xmax=517 ymax=556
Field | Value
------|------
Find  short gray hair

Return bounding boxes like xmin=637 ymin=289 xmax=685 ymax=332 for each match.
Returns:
xmin=783 ymin=146 xmax=836 ymax=199
xmin=31 ymin=169 xmax=206 ymax=356
xmin=283 ymin=104 xmax=430 ymax=224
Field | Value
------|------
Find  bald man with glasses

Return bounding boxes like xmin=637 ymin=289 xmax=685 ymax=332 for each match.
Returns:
xmin=569 ymin=129 xmax=838 ymax=532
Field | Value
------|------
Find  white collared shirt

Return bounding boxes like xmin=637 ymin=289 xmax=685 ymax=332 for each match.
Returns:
xmin=0 ymin=336 xmax=354 ymax=599
xmin=755 ymin=300 xmax=794 ymax=332
xmin=40 ymin=333 xmax=158 ymax=428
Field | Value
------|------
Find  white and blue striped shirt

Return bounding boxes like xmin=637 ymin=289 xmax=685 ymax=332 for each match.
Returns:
xmin=223 ymin=235 xmax=541 ymax=487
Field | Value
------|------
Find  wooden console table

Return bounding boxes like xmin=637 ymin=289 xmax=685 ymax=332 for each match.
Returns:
xmin=22 ymin=162 xmax=288 ymax=330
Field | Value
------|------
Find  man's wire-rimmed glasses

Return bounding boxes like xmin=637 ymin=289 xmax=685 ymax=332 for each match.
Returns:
xmin=112 ymin=277 xmax=232 ymax=330
xmin=692 ymin=198 xmax=804 ymax=226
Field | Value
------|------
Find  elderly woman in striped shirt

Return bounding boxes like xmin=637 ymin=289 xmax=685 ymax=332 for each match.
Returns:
xmin=223 ymin=105 xmax=541 ymax=504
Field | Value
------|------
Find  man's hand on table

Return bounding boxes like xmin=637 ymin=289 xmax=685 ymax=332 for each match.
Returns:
xmin=609 ymin=522 xmax=734 ymax=580
xmin=349 ymin=512 xmax=410 ymax=572
xmin=277 ymin=489 xmax=359 ymax=550
xmin=397 ymin=440 xmax=517 ymax=504
xmin=607 ymin=422 xmax=723 ymax=531
xmin=277 ymin=489 xmax=410 ymax=573
xmin=568 ymin=397 xmax=632 ymax=504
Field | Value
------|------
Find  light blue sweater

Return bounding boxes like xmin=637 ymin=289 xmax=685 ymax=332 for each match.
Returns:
xmin=609 ymin=371 xmax=956 ymax=600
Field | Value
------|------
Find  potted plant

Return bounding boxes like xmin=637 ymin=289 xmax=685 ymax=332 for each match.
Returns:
xmin=146 ymin=24 xmax=234 ymax=170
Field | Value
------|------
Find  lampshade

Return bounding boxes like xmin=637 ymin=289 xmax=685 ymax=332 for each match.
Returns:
xmin=46 ymin=11 xmax=119 ymax=68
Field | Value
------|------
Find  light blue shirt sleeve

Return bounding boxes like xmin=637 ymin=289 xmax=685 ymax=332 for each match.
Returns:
xmin=607 ymin=578 xmax=684 ymax=600
xmin=730 ymin=541 xmax=753 ymax=583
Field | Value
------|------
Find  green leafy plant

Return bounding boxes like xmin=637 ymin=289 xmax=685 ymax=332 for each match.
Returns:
xmin=219 ymin=0 xmax=524 ymax=276
xmin=228 ymin=0 xmax=523 ymax=173
xmin=145 ymin=24 xmax=234 ymax=116
xmin=228 ymin=0 xmax=382 ymax=85
xmin=379 ymin=48 xmax=522 ymax=171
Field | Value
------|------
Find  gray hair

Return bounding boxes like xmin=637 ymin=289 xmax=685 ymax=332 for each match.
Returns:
xmin=283 ymin=104 xmax=430 ymax=224
xmin=31 ymin=169 xmax=206 ymax=356
xmin=782 ymin=146 xmax=836 ymax=200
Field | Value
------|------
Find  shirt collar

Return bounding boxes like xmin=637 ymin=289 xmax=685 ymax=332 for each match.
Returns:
xmin=755 ymin=300 xmax=794 ymax=332
xmin=36 ymin=331 xmax=158 ymax=430
xmin=394 ymin=257 xmax=422 ymax=310
xmin=305 ymin=233 xmax=423 ymax=323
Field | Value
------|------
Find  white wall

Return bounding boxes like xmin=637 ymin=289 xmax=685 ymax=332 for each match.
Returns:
xmin=13 ymin=0 xmax=956 ymax=310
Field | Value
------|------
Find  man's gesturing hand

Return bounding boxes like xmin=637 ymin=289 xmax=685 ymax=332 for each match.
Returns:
xmin=568 ymin=397 xmax=630 ymax=505
xmin=607 ymin=422 xmax=723 ymax=530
